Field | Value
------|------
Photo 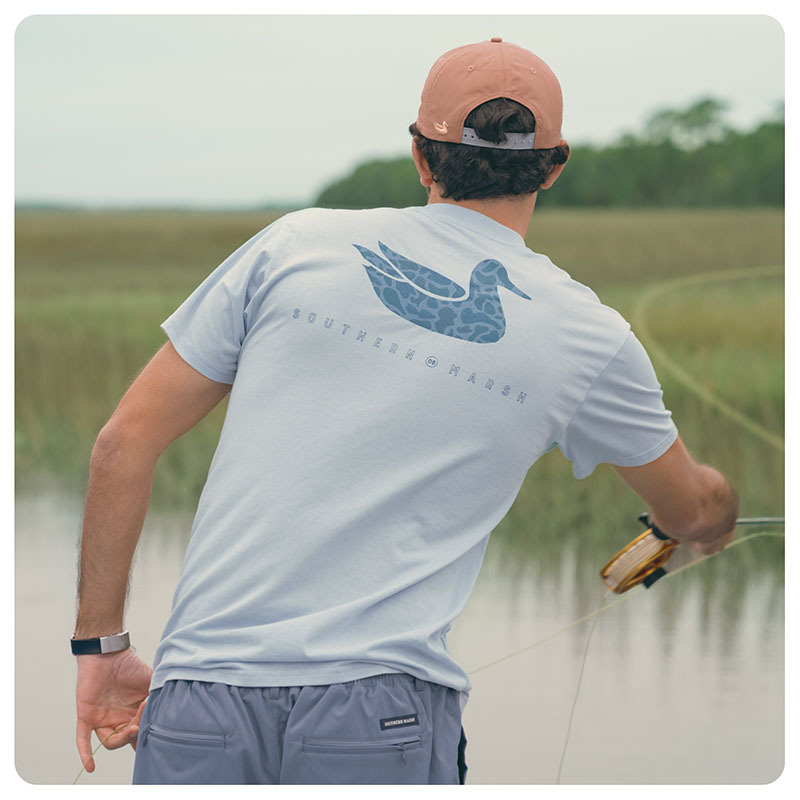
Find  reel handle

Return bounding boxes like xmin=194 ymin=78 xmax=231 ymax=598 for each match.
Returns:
xmin=638 ymin=513 xmax=674 ymax=587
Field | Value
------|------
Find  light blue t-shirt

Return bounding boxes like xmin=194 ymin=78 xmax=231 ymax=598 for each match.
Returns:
xmin=149 ymin=204 xmax=677 ymax=694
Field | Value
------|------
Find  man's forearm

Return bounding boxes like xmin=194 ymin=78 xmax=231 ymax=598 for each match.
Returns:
xmin=74 ymin=427 xmax=157 ymax=638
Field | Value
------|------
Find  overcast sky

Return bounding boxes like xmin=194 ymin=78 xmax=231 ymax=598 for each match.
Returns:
xmin=15 ymin=14 xmax=784 ymax=208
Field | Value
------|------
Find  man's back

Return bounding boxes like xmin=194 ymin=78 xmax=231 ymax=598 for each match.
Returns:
xmin=150 ymin=203 xmax=676 ymax=695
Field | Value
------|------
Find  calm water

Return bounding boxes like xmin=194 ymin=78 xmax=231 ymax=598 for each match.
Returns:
xmin=15 ymin=491 xmax=784 ymax=785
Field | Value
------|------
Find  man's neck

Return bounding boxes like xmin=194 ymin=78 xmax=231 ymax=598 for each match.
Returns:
xmin=426 ymin=191 xmax=537 ymax=239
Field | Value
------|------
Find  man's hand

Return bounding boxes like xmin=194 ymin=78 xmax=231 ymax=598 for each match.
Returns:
xmin=75 ymin=649 xmax=153 ymax=772
xmin=614 ymin=436 xmax=739 ymax=555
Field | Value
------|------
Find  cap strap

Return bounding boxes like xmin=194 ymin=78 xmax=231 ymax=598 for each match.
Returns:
xmin=460 ymin=127 xmax=536 ymax=150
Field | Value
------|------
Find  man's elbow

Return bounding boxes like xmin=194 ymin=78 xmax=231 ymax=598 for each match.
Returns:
xmin=90 ymin=418 xmax=161 ymax=474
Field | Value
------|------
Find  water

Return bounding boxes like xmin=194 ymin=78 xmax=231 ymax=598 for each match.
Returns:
xmin=15 ymin=491 xmax=783 ymax=785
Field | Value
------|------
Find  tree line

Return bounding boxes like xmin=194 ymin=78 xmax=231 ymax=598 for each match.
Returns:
xmin=314 ymin=98 xmax=783 ymax=209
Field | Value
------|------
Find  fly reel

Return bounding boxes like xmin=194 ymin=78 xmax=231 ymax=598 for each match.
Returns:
xmin=600 ymin=514 xmax=678 ymax=594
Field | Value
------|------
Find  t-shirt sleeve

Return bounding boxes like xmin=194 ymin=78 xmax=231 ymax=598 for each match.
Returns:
xmin=557 ymin=331 xmax=678 ymax=479
xmin=161 ymin=221 xmax=285 ymax=384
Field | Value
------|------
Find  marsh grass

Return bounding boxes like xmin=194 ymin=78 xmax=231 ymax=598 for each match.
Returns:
xmin=528 ymin=207 xmax=784 ymax=287
xmin=16 ymin=209 xmax=784 ymax=583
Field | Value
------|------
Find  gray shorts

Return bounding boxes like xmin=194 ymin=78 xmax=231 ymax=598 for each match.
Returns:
xmin=132 ymin=673 xmax=467 ymax=784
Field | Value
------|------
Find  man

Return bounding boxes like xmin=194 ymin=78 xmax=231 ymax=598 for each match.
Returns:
xmin=72 ymin=38 xmax=738 ymax=784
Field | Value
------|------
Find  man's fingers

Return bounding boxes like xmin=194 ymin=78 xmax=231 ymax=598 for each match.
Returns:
xmin=76 ymin=721 xmax=96 ymax=773
xmin=92 ymin=699 xmax=148 ymax=754
xmin=687 ymin=528 xmax=734 ymax=556
xmin=697 ymin=536 xmax=731 ymax=556
xmin=96 ymin=724 xmax=132 ymax=751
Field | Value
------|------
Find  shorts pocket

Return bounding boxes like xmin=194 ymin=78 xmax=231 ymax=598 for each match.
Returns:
xmin=290 ymin=734 xmax=427 ymax=784
xmin=303 ymin=734 xmax=422 ymax=757
xmin=134 ymin=723 xmax=231 ymax=784
xmin=144 ymin=722 xmax=228 ymax=748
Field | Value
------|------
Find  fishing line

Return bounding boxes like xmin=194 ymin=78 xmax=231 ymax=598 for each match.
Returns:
xmin=632 ymin=265 xmax=784 ymax=452
xmin=555 ymin=590 xmax=608 ymax=784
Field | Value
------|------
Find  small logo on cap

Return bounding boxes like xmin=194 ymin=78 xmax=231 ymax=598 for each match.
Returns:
xmin=433 ymin=120 xmax=449 ymax=134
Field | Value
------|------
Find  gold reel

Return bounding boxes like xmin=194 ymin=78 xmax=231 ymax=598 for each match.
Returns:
xmin=600 ymin=526 xmax=678 ymax=594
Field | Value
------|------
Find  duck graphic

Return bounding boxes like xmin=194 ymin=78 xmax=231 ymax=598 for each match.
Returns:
xmin=354 ymin=241 xmax=531 ymax=344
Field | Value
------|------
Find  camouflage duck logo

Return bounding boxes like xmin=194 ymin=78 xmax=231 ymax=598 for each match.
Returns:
xmin=354 ymin=241 xmax=531 ymax=344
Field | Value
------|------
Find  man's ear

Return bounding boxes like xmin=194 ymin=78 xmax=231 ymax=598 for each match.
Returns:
xmin=411 ymin=139 xmax=435 ymax=188
xmin=540 ymin=139 xmax=570 ymax=190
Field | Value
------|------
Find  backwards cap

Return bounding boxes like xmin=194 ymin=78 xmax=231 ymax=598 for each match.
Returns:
xmin=416 ymin=38 xmax=563 ymax=150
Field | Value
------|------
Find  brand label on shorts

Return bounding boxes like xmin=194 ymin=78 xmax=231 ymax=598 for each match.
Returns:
xmin=379 ymin=713 xmax=419 ymax=731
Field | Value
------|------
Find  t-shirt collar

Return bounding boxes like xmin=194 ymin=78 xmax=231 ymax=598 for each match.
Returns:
xmin=417 ymin=202 xmax=526 ymax=248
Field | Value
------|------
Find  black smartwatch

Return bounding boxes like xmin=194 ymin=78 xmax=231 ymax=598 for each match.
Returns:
xmin=70 ymin=631 xmax=131 ymax=655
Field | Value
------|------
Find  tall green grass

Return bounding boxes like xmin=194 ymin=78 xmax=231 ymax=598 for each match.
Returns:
xmin=16 ymin=208 xmax=784 ymax=590
xmin=528 ymin=207 xmax=784 ymax=287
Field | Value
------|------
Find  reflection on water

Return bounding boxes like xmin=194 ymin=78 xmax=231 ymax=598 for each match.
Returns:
xmin=15 ymin=492 xmax=783 ymax=785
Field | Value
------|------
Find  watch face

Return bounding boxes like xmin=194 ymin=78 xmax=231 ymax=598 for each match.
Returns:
xmin=70 ymin=638 xmax=103 ymax=655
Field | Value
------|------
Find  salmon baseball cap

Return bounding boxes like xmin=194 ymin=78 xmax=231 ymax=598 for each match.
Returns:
xmin=416 ymin=37 xmax=563 ymax=150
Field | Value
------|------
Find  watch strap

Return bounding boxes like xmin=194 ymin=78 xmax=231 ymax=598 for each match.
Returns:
xmin=70 ymin=631 xmax=130 ymax=655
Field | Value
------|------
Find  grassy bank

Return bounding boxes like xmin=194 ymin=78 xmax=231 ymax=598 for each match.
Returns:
xmin=15 ymin=208 xmax=784 ymax=583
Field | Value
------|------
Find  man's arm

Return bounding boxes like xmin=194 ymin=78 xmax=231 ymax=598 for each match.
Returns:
xmin=74 ymin=340 xmax=232 ymax=772
xmin=614 ymin=435 xmax=739 ymax=554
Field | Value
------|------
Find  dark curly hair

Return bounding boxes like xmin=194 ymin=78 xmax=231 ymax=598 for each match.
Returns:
xmin=409 ymin=98 xmax=569 ymax=201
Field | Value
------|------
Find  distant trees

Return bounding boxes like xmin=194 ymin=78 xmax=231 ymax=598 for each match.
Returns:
xmin=316 ymin=158 xmax=426 ymax=209
xmin=548 ymin=99 xmax=783 ymax=207
xmin=643 ymin=97 xmax=730 ymax=149
xmin=313 ymin=98 xmax=783 ymax=209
